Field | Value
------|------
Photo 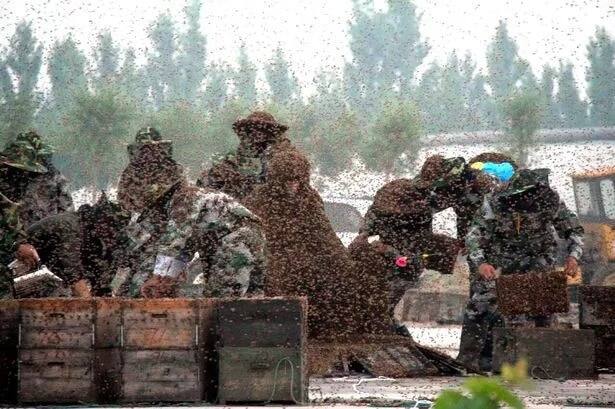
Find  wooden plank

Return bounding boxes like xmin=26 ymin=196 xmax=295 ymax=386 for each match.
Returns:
xmin=493 ymin=328 xmax=596 ymax=379
xmin=579 ymin=285 xmax=615 ymax=327
xmin=218 ymin=297 xmax=306 ymax=348
xmin=122 ymin=299 xmax=197 ymax=349
xmin=19 ymin=379 xmax=94 ymax=403
xmin=584 ymin=325 xmax=615 ymax=370
xmin=122 ymin=381 xmax=201 ymax=402
xmin=94 ymin=298 xmax=122 ymax=348
xmin=198 ymin=299 xmax=218 ymax=402
xmin=218 ymin=346 xmax=306 ymax=403
xmin=497 ymin=271 xmax=569 ymax=317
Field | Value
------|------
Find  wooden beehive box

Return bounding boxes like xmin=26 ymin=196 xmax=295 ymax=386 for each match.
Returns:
xmin=579 ymin=286 xmax=615 ymax=370
xmin=217 ymin=297 xmax=308 ymax=404
xmin=18 ymin=298 xmax=96 ymax=404
xmin=119 ymin=298 xmax=217 ymax=403
xmin=493 ymin=327 xmax=596 ymax=379
xmin=496 ymin=271 xmax=569 ymax=317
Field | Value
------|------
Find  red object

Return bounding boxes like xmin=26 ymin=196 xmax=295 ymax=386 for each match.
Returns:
xmin=395 ymin=256 xmax=408 ymax=268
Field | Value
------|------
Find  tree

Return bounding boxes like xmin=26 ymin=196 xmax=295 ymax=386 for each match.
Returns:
xmin=60 ymin=87 xmax=138 ymax=188
xmin=361 ymin=97 xmax=422 ymax=175
xmin=265 ymin=47 xmax=300 ymax=106
xmin=486 ymin=21 xmax=529 ymax=112
xmin=234 ymin=43 xmax=258 ymax=107
xmin=0 ymin=21 xmax=42 ymax=144
xmin=203 ymin=62 xmax=232 ymax=113
xmin=501 ymin=89 xmax=543 ymax=167
xmin=586 ymin=27 xmax=615 ymax=126
xmin=556 ymin=61 xmax=587 ymax=128
xmin=119 ymin=47 xmax=148 ymax=105
xmin=46 ymin=36 xmax=88 ymax=109
xmin=93 ymin=31 xmax=120 ymax=89
xmin=303 ymin=72 xmax=359 ymax=176
xmin=146 ymin=13 xmax=178 ymax=109
xmin=344 ymin=0 xmax=428 ymax=115
xmin=177 ymin=0 xmax=206 ymax=104
xmin=539 ymin=64 xmax=558 ymax=128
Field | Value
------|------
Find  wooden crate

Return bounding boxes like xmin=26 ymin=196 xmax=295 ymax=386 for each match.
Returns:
xmin=218 ymin=347 xmax=305 ymax=403
xmin=119 ymin=298 xmax=211 ymax=403
xmin=19 ymin=349 xmax=95 ymax=403
xmin=122 ymin=350 xmax=201 ymax=402
xmin=496 ymin=271 xmax=569 ymax=317
xmin=579 ymin=285 xmax=615 ymax=327
xmin=0 ymin=300 xmax=19 ymax=403
xmin=217 ymin=298 xmax=307 ymax=403
xmin=218 ymin=297 xmax=306 ymax=347
xmin=493 ymin=327 xmax=596 ymax=379
xmin=122 ymin=298 xmax=198 ymax=350
xmin=18 ymin=299 xmax=96 ymax=404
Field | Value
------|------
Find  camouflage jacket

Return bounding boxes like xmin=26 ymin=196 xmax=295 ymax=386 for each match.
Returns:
xmin=466 ymin=195 xmax=584 ymax=274
xmin=119 ymin=185 xmax=265 ymax=298
xmin=0 ymin=194 xmax=26 ymax=298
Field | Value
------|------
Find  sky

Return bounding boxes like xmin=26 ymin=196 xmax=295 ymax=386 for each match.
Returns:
xmin=0 ymin=0 xmax=614 ymax=96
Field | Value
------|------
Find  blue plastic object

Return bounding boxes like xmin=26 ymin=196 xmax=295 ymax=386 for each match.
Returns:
xmin=482 ymin=162 xmax=515 ymax=182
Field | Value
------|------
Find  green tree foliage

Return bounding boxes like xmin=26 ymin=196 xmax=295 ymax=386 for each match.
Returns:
xmin=302 ymin=72 xmax=359 ymax=177
xmin=487 ymin=21 xmax=524 ymax=102
xmin=361 ymin=97 xmax=421 ymax=174
xmin=177 ymin=0 xmax=206 ymax=104
xmin=47 ymin=36 xmax=88 ymax=109
xmin=119 ymin=47 xmax=148 ymax=105
xmin=345 ymin=0 xmax=428 ymax=115
xmin=203 ymin=62 xmax=232 ymax=113
xmin=59 ymin=87 xmax=138 ymax=188
xmin=233 ymin=43 xmax=258 ymax=107
xmin=93 ymin=31 xmax=120 ymax=88
xmin=586 ymin=27 xmax=615 ymax=126
xmin=265 ymin=47 xmax=300 ymax=106
xmin=501 ymin=89 xmax=543 ymax=167
xmin=434 ymin=377 xmax=524 ymax=409
xmin=539 ymin=64 xmax=558 ymax=128
xmin=0 ymin=21 xmax=42 ymax=144
xmin=556 ymin=61 xmax=587 ymax=128
xmin=146 ymin=13 xmax=178 ymax=109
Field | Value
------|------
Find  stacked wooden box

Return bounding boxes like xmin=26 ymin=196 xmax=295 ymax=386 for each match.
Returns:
xmin=579 ymin=285 xmax=615 ymax=371
xmin=494 ymin=272 xmax=596 ymax=379
xmin=0 ymin=297 xmax=307 ymax=404
xmin=18 ymin=299 xmax=96 ymax=404
xmin=217 ymin=298 xmax=307 ymax=404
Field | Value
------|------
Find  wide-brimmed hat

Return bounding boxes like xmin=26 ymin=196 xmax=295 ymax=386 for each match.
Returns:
xmin=501 ymin=168 xmax=550 ymax=197
xmin=127 ymin=127 xmax=173 ymax=160
xmin=1 ymin=131 xmax=53 ymax=173
xmin=232 ymin=111 xmax=288 ymax=136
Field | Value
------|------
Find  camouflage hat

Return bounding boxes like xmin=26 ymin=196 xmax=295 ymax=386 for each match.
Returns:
xmin=232 ymin=111 xmax=288 ymax=137
xmin=503 ymin=168 xmax=550 ymax=196
xmin=419 ymin=156 xmax=466 ymax=189
xmin=1 ymin=131 xmax=53 ymax=173
xmin=127 ymin=127 xmax=172 ymax=160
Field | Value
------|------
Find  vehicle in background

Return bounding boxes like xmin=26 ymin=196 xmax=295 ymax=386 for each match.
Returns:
xmin=323 ymin=198 xmax=370 ymax=246
xmin=572 ymin=167 xmax=615 ymax=286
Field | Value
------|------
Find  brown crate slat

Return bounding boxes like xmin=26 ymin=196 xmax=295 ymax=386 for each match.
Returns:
xmin=493 ymin=327 xmax=596 ymax=379
xmin=496 ymin=271 xmax=569 ymax=317
xmin=94 ymin=298 xmax=122 ymax=348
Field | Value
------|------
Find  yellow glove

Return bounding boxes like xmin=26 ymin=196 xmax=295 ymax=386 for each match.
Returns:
xmin=470 ymin=161 xmax=485 ymax=170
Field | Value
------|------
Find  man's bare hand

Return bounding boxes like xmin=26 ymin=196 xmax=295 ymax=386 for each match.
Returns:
xmin=478 ymin=263 xmax=497 ymax=281
xmin=16 ymin=243 xmax=40 ymax=271
xmin=72 ymin=279 xmax=92 ymax=298
xmin=564 ymin=256 xmax=579 ymax=277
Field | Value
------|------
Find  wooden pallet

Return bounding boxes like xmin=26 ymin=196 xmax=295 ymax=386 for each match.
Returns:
xmin=579 ymin=286 xmax=615 ymax=370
